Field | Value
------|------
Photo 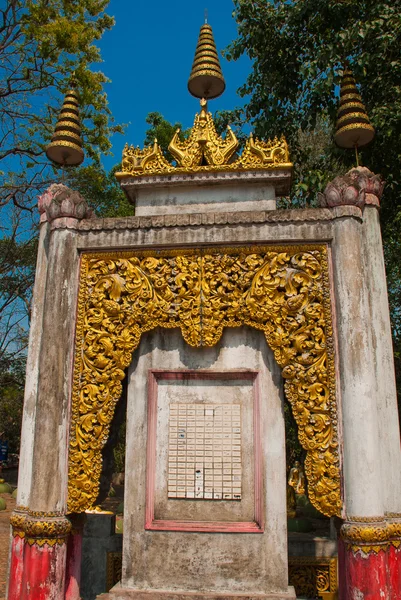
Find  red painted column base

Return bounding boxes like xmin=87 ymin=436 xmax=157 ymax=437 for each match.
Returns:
xmin=20 ymin=541 xmax=67 ymax=600
xmin=340 ymin=519 xmax=401 ymax=600
xmin=7 ymin=511 xmax=71 ymax=600
xmin=344 ymin=544 xmax=388 ymax=600
xmin=388 ymin=543 xmax=401 ymax=600
xmin=7 ymin=534 xmax=25 ymax=600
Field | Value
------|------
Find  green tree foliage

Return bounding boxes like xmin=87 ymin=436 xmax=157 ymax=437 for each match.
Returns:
xmin=226 ymin=0 xmax=401 ymax=420
xmin=0 ymin=1 xmax=124 ymax=444
xmin=0 ymin=0 xmax=122 ymax=344
xmin=0 ymin=355 xmax=25 ymax=454
xmin=1 ymin=0 xmax=122 ymax=212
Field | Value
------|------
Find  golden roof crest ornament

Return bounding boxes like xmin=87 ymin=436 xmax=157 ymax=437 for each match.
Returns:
xmin=168 ymin=98 xmax=238 ymax=168
xmin=116 ymin=20 xmax=292 ymax=180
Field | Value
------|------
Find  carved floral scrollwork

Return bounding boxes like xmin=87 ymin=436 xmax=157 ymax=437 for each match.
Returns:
xmin=341 ymin=519 xmax=401 ymax=554
xmin=288 ymin=557 xmax=338 ymax=598
xmin=116 ymin=102 xmax=292 ymax=179
xmin=10 ymin=511 xmax=72 ymax=546
xmin=68 ymin=245 xmax=340 ymax=517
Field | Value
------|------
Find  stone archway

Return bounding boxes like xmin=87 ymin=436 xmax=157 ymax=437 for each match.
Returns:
xmin=67 ymin=244 xmax=340 ymax=517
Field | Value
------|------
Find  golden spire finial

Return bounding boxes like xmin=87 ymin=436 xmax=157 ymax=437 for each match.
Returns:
xmin=46 ymin=76 xmax=84 ymax=166
xmin=334 ymin=67 xmax=375 ymax=159
xmin=188 ymin=21 xmax=225 ymax=100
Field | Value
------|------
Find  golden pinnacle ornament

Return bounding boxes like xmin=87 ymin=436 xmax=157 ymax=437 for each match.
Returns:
xmin=334 ymin=68 xmax=375 ymax=149
xmin=46 ymin=79 xmax=84 ymax=166
xmin=188 ymin=22 xmax=225 ymax=100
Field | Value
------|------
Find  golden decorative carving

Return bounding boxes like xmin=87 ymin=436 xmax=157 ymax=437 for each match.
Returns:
xmin=116 ymin=102 xmax=291 ymax=179
xmin=67 ymin=244 xmax=340 ymax=517
xmin=346 ymin=515 xmax=385 ymax=523
xmin=288 ymin=557 xmax=338 ymax=600
xmin=23 ymin=517 xmax=71 ymax=538
xmin=169 ymin=99 xmax=239 ymax=168
xmin=10 ymin=513 xmax=26 ymax=532
xmin=121 ymin=139 xmax=173 ymax=176
xmin=341 ymin=519 xmax=401 ymax=554
xmin=10 ymin=512 xmax=71 ymax=546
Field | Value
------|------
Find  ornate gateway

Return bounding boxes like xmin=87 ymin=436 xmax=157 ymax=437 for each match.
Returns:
xmin=68 ymin=244 xmax=340 ymax=517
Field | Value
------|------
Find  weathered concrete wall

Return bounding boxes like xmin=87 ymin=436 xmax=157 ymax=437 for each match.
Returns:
xmin=123 ymin=327 xmax=291 ymax=595
xmin=73 ymin=206 xmax=360 ymax=251
xmin=133 ymin=182 xmax=276 ymax=216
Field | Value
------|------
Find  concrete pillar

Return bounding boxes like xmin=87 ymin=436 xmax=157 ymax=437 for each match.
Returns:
xmin=361 ymin=203 xmax=401 ymax=599
xmin=16 ymin=222 xmax=50 ymax=508
xmin=361 ymin=204 xmax=401 ymax=513
xmin=7 ymin=222 xmax=50 ymax=600
xmin=332 ymin=214 xmax=384 ymax=518
xmin=322 ymin=167 xmax=401 ymax=599
xmin=7 ymin=184 xmax=93 ymax=600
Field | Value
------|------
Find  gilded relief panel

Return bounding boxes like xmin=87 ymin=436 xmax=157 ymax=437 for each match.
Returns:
xmin=68 ymin=244 xmax=340 ymax=517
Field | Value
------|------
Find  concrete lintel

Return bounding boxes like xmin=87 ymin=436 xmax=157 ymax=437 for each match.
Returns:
xmin=69 ymin=205 xmax=362 ymax=235
xmin=119 ymin=168 xmax=292 ymax=196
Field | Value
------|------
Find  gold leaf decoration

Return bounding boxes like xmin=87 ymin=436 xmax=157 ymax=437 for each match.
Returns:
xmin=288 ymin=557 xmax=338 ymax=599
xmin=115 ymin=102 xmax=292 ymax=179
xmin=68 ymin=245 xmax=340 ymax=517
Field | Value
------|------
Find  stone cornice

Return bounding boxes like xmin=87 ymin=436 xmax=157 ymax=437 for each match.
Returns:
xmin=50 ymin=205 xmax=362 ymax=232
xmin=119 ymin=168 xmax=292 ymax=191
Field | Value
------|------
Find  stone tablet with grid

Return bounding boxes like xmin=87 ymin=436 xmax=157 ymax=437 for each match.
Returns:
xmin=167 ymin=403 xmax=242 ymax=500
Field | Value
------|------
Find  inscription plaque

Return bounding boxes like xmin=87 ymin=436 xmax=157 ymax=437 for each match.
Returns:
xmin=167 ymin=403 xmax=242 ymax=500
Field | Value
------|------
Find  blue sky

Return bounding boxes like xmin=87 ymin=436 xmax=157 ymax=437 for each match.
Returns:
xmin=98 ymin=1 xmax=251 ymax=171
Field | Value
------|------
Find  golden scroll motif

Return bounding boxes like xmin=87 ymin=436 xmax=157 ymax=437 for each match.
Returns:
xmin=10 ymin=511 xmax=72 ymax=547
xmin=68 ymin=245 xmax=340 ymax=517
xmin=341 ymin=520 xmax=401 ymax=554
xmin=288 ymin=557 xmax=338 ymax=600
xmin=168 ymin=99 xmax=239 ymax=168
xmin=116 ymin=102 xmax=292 ymax=179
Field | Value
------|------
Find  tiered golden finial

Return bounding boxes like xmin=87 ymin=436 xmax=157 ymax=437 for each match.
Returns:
xmin=334 ymin=68 xmax=375 ymax=158
xmin=188 ymin=21 xmax=225 ymax=100
xmin=115 ymin=20 xmax=292 ymax=180
xmin=46 ymin=78 xmax=84 ymax=166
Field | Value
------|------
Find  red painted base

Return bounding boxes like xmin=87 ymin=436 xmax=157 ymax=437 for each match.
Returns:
xmin=388 ymin=544 xmax=401 ymax=600
xmin=7 ymin=535 xmax=24 ymax=600
xmin=8 ymin=540 xmax=67 ymax=600
xmin=339 ymin=539 xmax=401 ymax=600
xmin=346 ymin=546 xmax=388 ymax=599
